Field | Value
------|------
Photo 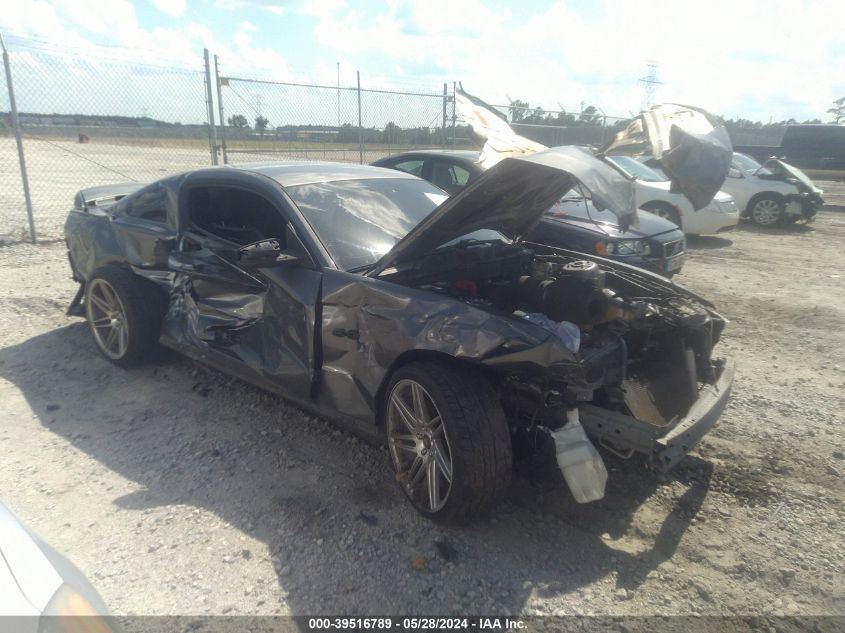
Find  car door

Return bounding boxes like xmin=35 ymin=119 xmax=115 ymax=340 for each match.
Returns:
xmin=721 ymin=167 xmax=753 ymax=211
xmin=162 ymin=175 xmax=322 ymax=402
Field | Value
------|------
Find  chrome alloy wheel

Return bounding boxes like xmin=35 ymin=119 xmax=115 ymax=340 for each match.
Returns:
xmin=86 ymin=278 xmax=129 ymax=360
xmin=387 ymin=379 xmax=454 ymax=512
xmin=751 ymin=199 xmax=781 ymax=226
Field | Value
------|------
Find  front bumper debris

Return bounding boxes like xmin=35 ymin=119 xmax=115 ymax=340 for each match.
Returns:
xmin=579 ymin=358 xmax=735 ymax=472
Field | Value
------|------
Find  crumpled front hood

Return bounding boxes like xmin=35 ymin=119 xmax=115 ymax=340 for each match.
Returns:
xmin=760 ymin=159 xmax=822 ymax=193
xmin=372 ymin=146 xmax=637 ymax=275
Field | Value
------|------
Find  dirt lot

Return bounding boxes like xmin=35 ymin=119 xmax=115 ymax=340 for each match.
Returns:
xmin=1 ymin=185 xmax=844 ymax=621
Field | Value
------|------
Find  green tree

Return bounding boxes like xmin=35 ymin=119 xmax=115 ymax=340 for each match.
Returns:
xmin=255 ymin=115 xmax=269 ymax=136
xmin=509 ymin=99 xmax=529 ymax=123
xmin=227 ymin=114 xmax=248 ymax=128
xmin=577 ymin=105 xmax=601 ymax=126
xmin=381 ymin=121 xmax=401 ymax=144
xmin=336 ymin=122 xmax=357 ymax=143
xmin=827 ymin=97 xmax=845 ymax=124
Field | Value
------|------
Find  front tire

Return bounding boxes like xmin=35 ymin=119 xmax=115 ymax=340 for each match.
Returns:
xmin=748 ymin=195 xmax=783 ymax=227
xmin=84 ymin=268 xmax=166 ymax=368
xmin=642 ymin=202 xmax=682 ymax=228
xmin=384 ymin=361 xmax=512 ymax=524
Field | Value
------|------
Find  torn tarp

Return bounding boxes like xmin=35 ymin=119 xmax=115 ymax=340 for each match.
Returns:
xmin=455 ymin=88 xmax=546 ymax=169
xmin=600 ymin=104 xmax=733 ymax=210
xmin=456 ymin=90 xmax=730 ymax=211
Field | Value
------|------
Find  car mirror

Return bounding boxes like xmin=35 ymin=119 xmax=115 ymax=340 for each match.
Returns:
xmin=238 ymin=239 xmax=300 ymax=267
xmin=728 ymin=167 xmax=743 ymax=179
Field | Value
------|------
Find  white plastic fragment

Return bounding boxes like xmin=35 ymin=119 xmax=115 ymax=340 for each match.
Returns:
xmin=551 ymin=408 xmax=608 ymax=503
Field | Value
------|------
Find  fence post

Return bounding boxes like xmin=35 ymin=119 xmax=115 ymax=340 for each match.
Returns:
xmin=1 ymin=35 xmax=36 ymax=243
xmin=442 ymin=83 xmax=447 ymax=149
xmin=357 ymin=71 xmax=363 ymax=164
xmin=214 ymin=55 xmax=228 ymax=164
xmin=451 ymin=81 xmax=457 ymax=148
xmin=203 ymin=49 xmax=218 ymax=166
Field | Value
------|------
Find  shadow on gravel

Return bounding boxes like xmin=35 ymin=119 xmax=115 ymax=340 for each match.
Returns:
xmin=685 ymin=235 xmax=733 ymax=250
xmin=1 ymin=323 xmax=712 ymax=615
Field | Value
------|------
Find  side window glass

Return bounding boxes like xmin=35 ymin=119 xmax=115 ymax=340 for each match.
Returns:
xmin=430 ymin=161 xmax=470 ymax=194
xmin=186 ymin=186 xmax=289 ymax=246
xmin=125 ymin=184 xmax=168 ymax=224
xmin=392 ymin=159 xmax=424 ymax=176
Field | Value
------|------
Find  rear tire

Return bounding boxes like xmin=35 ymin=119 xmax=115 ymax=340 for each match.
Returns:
xmin=384 ymin=361 xmax=512 ymax=524
xmin=84 ymin=268 xmax=167 ymax=368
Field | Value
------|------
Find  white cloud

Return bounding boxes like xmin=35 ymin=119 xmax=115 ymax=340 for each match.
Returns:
xmin=153 ymin=0 xmax=187 ymax=17
xmin=214 ymin=0 xmax=287 ymax=15
xmin=2 ymin=0 xmax=842 ymax=124
xmin=309 ymin=0 xmax=845 ymax=122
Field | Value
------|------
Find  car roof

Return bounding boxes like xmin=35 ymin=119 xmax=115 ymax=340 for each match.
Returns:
xmin=377 ymin=149 xmax=481 ymax=160
xmin=231 ymin=161 xmax=420 ymax=187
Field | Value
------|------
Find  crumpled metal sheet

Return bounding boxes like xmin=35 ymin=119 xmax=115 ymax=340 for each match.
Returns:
xmin=601 ymin=103 xmax=733 ymax=210
xmin=455 ymin=89 xmax=547 ymax=169
xmin=316 ymin=269 xmax=578 ymax=421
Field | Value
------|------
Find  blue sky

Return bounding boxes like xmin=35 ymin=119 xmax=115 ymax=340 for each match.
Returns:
xmin=2 ymin=0 xmax=844 ymax=124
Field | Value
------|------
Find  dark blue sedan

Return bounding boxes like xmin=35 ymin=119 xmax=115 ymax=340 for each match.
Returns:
xmin=372 ymin=150 xmax=686 ymax=276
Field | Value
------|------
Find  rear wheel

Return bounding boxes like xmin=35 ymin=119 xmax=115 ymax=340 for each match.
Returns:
xmin=385 ymin=361 xmax=512 ymax=524
xmin=84 ymin=268 xmax=166 ymax=367
xmin=642 ymin=202 xmax=682 ymax=228
xmin=749 ymin=195 xmax=783 ymax=227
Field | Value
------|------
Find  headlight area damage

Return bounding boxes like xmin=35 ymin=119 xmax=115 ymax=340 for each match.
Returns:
xmin=321 ymin=148 xmax=735 ymax=503
xmin=332 ymin=241 xmax=733 ymax=488
xmin=758 ymin=158 xmax=825 ymax=221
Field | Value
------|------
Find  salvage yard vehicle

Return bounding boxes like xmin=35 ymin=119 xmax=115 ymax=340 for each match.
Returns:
xmin=723 ymin=153 xmax=824 ymax=227
xmin=603 ymin=155 xmax=740 ymax=235
xmin=64 ymin=147 xmax=734 ymax=524
xmin=373 ymin=150 xmax=687 ymax=276
xmin=642 ymin=152 xmax=824 ymax=227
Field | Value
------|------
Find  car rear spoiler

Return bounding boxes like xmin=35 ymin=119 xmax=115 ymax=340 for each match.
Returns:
xmin=74 ymin=183 xmax=143 ymax=211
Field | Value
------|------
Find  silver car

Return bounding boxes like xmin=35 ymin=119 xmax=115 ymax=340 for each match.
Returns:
xmin=0 ymin=501 xmax=117 ymax=632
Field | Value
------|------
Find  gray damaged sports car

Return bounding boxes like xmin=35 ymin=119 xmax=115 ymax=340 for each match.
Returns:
xmin=64 ymin=146 xmax=734 ymax=523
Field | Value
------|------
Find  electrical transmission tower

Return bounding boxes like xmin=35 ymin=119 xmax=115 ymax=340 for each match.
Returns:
xmin=639 ymin=61 xmax=662 ymax=110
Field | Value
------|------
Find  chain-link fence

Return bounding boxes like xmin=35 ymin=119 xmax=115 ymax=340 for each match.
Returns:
xmin=490 ymin=103 xmax=631 ymax=148
xmin=0 ymin=35 xmax=643 ymax=245
xmin=216 ymin=71 xmax=451 ymax=166
xmin=0 ymin=36 xmax=211 ymax=242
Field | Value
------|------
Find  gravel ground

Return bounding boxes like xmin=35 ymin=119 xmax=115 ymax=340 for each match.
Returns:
xmin=1 ymin=183 xmax=844 ymax=619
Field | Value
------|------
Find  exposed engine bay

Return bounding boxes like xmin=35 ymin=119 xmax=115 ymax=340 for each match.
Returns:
xmin=382 ymin=239 xmax=727 ymax=450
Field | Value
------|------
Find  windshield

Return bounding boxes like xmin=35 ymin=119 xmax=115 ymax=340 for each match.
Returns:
xmin=548 ymin=188 xmax=620 ymax=223
xmin=732 ymin=152 xmax=764 ymax=173
xmin=605 ymin=155 xmax=666 ymax=182
xmin=287 ymin=178 xmax=448 ymax=271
